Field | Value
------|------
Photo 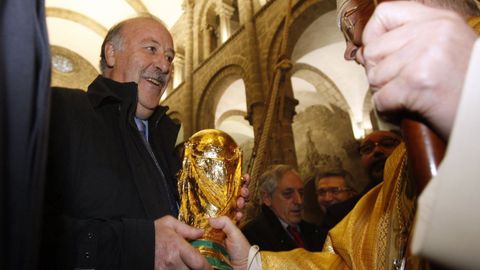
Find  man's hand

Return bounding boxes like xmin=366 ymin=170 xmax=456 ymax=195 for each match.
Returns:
xmin=154 ymin=216 xmax=210 ymax=270
xmin=153 ymin=174 xmax=249 ymax=269
xmin=234 ymin=174 xmax=250 ymax=221
xmin=209 ymin=216 xmax=251 ymax=270
xmin=358 ymin=1 xmax=477 ymax=139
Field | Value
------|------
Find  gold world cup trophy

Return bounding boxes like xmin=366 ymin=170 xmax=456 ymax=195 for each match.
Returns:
xmin=178 ymin=129 xmax=242 ymax=270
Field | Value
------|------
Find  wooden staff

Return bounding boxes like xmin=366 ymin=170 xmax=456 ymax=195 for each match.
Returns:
xmin=401 ymin=118 xmax=447 ymax=270
xmin=401 ymin=117 xmax=445 ymax=193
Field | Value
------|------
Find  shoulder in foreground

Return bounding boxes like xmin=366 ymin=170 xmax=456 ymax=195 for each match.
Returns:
xmin=52 ymin=86 xmax=86 ymax=95
xmin=50 ymin=87 xmax=90 ymax=114
xmin=51 ymin=86 xmax=87 ymax=100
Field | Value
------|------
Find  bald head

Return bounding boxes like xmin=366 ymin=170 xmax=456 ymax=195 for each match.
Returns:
xmin=100 ymin=16 xmax=169 ymax=74
xmin=100 ymin=16 xmax=175 ymax=119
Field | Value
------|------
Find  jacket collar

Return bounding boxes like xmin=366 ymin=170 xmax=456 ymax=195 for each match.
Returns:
xmin=86 ymin=75 xmax=169 ymax=121
xmin=87 ymin=75 xmax=137 ymax=108
xmin=261 ymin=204 xmax=305 ymax=229
xmin=261 ymin=204 xmax=286 ymax=224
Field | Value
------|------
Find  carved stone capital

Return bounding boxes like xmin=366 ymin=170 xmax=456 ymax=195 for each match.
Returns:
xmin=215 ymin=2 xmax=235 ymax=19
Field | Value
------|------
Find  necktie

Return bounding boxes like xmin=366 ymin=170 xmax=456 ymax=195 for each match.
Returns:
xmin=136 ymin=119 xmax=148 ymax=142
xmin=134 ymin=118 xmax=178 ymax=215
xmin=287 ymin=225 xmax=305 ymax=248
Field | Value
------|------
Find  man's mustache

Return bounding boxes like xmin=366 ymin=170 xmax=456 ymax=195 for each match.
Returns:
xmin=143 ymin=71 xmax=169 ymax=86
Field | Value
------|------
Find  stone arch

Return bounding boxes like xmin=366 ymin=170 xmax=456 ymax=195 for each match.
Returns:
xmin=196 ymin=64 xmax=246 ymax=130
xmin=362 ymin=88 xmax=375 ymax=133
xmin=216 ymin=109 xmax=246 ymax=127
xmin=193 ymin=0 xmax=219 ymax=63
xmin=229 ymin=0 xmax=241 ymax=35
xmin=50 ymin=45 xmax=98 ymax=90
xmin=360 ymin=89 xmax=397 ymax=134
xmin=125 ymin=0 xmax=149 ymax=14
xmin=287 ymin=0 xmax=336 ymax=59
xmin=172 ymin=46 xmax=185 ymax=89
xmin=193 ymin=0 xmax=241 ymax=63
xmin=264 ymin=0 xmax=336 ymax=80
xmin=203 ymin=3 xmax=221 ymax=54
xmin=46 ymin=8 xmax=107 ymax=37
xmin=277 ymin=0 xmax=369 ymax=203
xmin=192 ymin=0 xmax=209 ymax=64
xmin=291 ymin=63 xmax=351 ymax=115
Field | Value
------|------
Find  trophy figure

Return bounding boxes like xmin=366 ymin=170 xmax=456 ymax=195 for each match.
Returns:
xmin=177 ymin=129 xmax=242 ymax=270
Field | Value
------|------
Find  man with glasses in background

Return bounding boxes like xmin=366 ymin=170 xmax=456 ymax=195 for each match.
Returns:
xmin=313 ymin=131 xmax=401 ymax=241
xmin=315 ymin=170 xmax=357 ymax=213
xmin=315 ymin=169 xmax=357 ymax=243
xmin=359 ymin=130 xmax=401 ymax=192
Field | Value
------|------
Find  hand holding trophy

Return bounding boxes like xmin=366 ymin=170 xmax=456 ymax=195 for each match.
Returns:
xmin=178 ymin=129 xmax=242 ymax=270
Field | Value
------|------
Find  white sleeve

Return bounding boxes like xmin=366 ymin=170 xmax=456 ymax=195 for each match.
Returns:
xmin=411 ymin=38 xmax=480 ymax=270
xmin=247 ymin=245 xmax=262 ymax=270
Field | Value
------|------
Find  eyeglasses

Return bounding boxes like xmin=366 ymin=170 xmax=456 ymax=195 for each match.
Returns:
xmin=359 ymin=137 xmax=400 ymax=155
xmin=316 ymin=187 xmax=352 ymax=197
xmin=341 ymin=5 xmax=360 ymax=45
xmin=340 ymin=2 xmax=374 ymax=46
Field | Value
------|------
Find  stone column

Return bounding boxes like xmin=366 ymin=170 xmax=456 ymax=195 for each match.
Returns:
xmin=173 ymin=53 xmax=185 ymax=89
xmin=276 ymin=71 xmax=298 ymax=167
xmin=215 ymin=2 xmax=234 ymax=43
xmin=238 ymin=0 xmax=298 ymax=168
xmin=182 ymin=0 xmax=195 ymax=138
xmin=237 ymin=0 xmax=266 ymax=140
xmin=202 ymin=24 xmax=213 ymax=58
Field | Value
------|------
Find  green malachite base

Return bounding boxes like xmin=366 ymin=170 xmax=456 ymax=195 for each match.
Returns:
xmin=191 ymin=239 xmax=232 ymax=270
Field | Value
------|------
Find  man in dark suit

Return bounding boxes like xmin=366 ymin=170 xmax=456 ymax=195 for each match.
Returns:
xmin=41 ymin=16 xmax=248 ymax=270
xmin=242 ymin=164 xmax=325 ymax=251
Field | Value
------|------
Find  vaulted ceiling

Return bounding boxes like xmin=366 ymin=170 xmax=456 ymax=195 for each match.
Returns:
xmin=46 ymin=0 xmax=184 ymax=72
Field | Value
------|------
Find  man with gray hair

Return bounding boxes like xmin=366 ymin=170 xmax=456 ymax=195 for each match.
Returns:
xmin=41 ymin=16 xmax=248 ymax=270
xmin=242 ymin=164 xmax=326 ymax=252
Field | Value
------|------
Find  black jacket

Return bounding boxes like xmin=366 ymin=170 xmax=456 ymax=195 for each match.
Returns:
xmin=320 ymin=195 xmax=361 ymax=233
xmin=41 ymin=76 xmax=180 ymax=270
xmin=242 ymin=205 xmax=326 ymax=252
